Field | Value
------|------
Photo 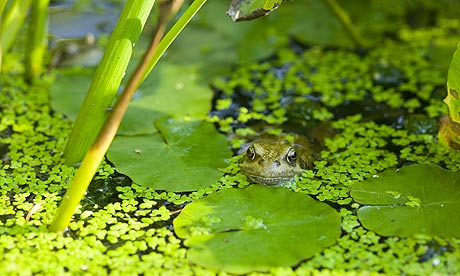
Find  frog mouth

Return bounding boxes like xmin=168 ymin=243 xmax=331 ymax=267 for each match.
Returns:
xmin=246 ymin=174 xmax=295 ymax=186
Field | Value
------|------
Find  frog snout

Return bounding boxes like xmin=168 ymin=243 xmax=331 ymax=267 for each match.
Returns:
xmin=258 ymin=159 xmax=281 ymax=167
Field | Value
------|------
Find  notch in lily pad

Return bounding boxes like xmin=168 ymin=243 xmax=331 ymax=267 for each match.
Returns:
xmin=350 ymin=164 xmax=460 ymax=239
xmin=107 ymin=117 xmax=232 ymax=192
xmin=173 ymin=185 xmax=341 ymax=274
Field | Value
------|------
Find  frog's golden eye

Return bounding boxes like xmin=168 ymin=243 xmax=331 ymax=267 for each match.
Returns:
xmin=246 ymin=146 xmax=256 ymax=160
xmin=286 ymin=148 xmax=297 ymax=165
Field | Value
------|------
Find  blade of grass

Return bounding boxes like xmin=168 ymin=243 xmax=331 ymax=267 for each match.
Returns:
xmin=63 ymin=0 xmax=155 ymax=165
xmin=49 ymin=0 xmax=207 ymax=232
xmin=25 ymin=0 xmax=49 ymax=83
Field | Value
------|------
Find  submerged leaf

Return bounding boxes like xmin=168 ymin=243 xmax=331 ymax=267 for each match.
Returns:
xmin=107 ymin=118 xmax=231 ymax=192
xmin=351 ymin=164 xmax=460 ymax=238
xmin=174 ymin=185 xmax=341 ymax=274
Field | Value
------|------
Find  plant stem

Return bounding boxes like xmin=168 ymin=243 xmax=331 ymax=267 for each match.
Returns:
xmin=1 ymin=0 xmax=32 ymax=55
xmin=322 ymin=0 xmax=365 ymax=48
xmin=0 ymin=0 xmax=6 ymax=69
xmin=49 ymin=0 xmax=207 ymax=232
xmin=63 ymin=0 xmax=155 ymax=165
xmin=25 ymin=0 xmax=49 ymax=83
xmin=141 ymin=0 xmax=206 ymax=82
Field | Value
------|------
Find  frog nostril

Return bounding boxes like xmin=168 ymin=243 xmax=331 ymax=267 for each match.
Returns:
xmin=274 ymin=160 xmax=281 ymax=167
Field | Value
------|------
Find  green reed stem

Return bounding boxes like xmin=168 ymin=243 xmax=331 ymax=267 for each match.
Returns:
xmin=63 ymin=0 xmax=155 ymax=165
xmin=25 ymin=0 xmax=49 ymax=83
xmin=1 ymin=0 xmax=32 ymax=54
xmin=50 ymin=0 xmax=207 ymax=232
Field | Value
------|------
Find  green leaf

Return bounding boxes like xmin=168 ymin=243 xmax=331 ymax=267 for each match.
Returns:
xmin=50 ymin=68 xmax=94 ymax=121
xmin=227 ymin=0 xmax=284 ymax=22
xmin=445 ymin=42 xmax=460 ymax=123
xmin=50 ymin=63 xmax=212 ymax=135
xmin=174 ymin=185 xmax=341 ymax=274
xmin=163 ymin=27 xmax=238 ymax=82
xmin=1 ymin=0 xmax=32 ymax=53
xmin=350 ymin=164 xmax=460 ymax=238
xmin=107 ymin=118 xmax=231 ymax=192
xmin=62 ymin=0 xmax=155 ymax=165
xmin=119 ymin=63 xmax=212 ymax=135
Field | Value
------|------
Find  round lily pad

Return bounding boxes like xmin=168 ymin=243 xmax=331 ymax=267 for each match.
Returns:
xmin=107 ymin=118 xmax=232 ymax=192
xmin=350 ymin=164 xmax=460 ymax=238
xmin=173 ymin=185 xmax=341 ymax=274
xmin=50 ymin=63 xmax=212 ymax=135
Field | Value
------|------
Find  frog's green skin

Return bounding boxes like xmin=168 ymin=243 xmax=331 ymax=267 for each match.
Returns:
xmin=239 ymin=135 xmax=315 ymax=186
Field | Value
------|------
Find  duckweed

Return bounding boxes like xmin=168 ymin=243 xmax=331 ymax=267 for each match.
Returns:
xmin=2 ymin=15 xmax=460 ymax=275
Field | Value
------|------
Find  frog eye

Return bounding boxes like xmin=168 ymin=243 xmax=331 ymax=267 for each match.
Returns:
xmin=246 ymin=146 xmax=256 ymax=160
xmin=286 ymin=148 xmax=297 ymax=165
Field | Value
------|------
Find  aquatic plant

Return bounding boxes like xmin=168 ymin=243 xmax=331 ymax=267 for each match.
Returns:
xmin=50 ymin=0 xmax=208 ymax=232
xmin=440 ymin=42 xmax=460 ymax=148
xmin=1 ymin=1 xmax=460 ymax=274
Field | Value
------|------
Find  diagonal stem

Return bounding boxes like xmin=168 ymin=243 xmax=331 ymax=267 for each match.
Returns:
xmin=49 ymin=0 xmax=207 ymax=232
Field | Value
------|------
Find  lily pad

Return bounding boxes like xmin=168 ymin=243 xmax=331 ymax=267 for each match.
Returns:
xmin=173 ymin=185 xmax=341 ymax=274
xmin=118 ymin=63 xmax=212 ymax=135
xmin=350 ymin=164 xmax=460 ymax=238
xmin=107 ymin=118 xmax=231 ymax=192
xmin=50 ymin=63 xmax=211 ymax=135
xmin=50 ymin=67 xmax=94 ymax=121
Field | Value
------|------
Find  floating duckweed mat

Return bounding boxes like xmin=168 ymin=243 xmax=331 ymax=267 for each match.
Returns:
xmin=2 ymin=21 xmax=460 ymax=276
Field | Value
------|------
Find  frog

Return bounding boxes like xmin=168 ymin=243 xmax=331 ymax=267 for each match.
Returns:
xmin=239 ymin=134 xmax=316 ymax=186
xmin=48 ymin=33 xmax=102 ymax=68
